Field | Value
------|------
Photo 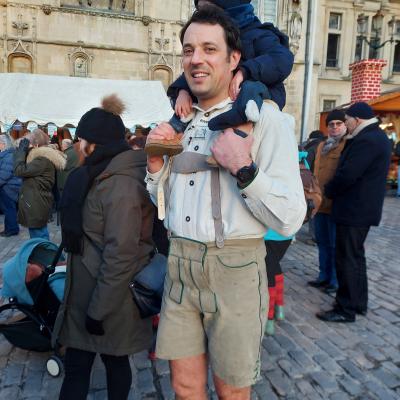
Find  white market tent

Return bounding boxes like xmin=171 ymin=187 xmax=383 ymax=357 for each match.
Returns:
xmin=0 ymin=73 xmax=173 ymax=128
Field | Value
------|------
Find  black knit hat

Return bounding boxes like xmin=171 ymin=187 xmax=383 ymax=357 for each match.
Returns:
xmin=194 ymin=0 xmax=250 ymax=9
xmin=76 ymin=94 xmax=126 ymax=146
xmin=326 ymin=109 xmax=346 ymax=126
xmin=345 ymin=102 xmax=375 ymax=120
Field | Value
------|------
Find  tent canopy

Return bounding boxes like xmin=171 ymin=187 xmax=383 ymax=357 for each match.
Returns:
xmin=0 ymin=73 xmax=173 ymax=128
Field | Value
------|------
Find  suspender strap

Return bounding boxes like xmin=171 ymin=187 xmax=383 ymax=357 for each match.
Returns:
xmin=171 ymin=152 xmax=224 ymax=248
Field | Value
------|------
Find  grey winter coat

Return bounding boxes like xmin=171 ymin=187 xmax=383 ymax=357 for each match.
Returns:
xmin=14 ymin=146 xmax=66 ymax=228
xmin=54 ymin=150 xmax=155 ymax=356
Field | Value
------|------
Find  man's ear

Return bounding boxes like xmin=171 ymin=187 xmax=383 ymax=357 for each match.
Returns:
xmin=230 ymin=50 xmax=241 ymax=71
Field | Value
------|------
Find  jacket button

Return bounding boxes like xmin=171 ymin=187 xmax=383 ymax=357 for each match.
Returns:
xmin=186 ymin=216 xmax=191 ymax=222
xmin=241 ymin=193 xmax=247 ymax=199
xmin=189 ymin=180 xmax=194 ymax=186
xmin=194 ymin=145 xmax=199 ymax=151
xmin=204 ymin=112 xmax=210 ymax=117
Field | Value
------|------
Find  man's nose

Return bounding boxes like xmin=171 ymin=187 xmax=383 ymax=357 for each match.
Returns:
xmin=190 ymin=48 xmax=204 ymax=64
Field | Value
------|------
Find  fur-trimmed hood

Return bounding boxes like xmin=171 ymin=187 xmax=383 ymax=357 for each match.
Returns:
xmin=27 ymin=146 xmax=67 ymax=170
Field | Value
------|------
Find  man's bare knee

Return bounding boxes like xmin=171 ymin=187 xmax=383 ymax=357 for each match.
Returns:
xmin=213 ymin=374 xmax=251 ymax=400
xmin=170 ymin=355 xmax=208 ymax=400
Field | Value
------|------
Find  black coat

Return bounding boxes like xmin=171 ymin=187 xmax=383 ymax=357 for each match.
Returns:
xmin=324 ymin=122 xmax=392 ymax=227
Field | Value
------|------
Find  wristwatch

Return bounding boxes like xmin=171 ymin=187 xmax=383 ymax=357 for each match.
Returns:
xmin=235 ymin=161 xmax=258 ymax=187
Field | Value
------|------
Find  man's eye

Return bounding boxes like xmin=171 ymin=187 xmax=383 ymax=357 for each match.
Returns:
xmin=183 ymin=49 xmax=193 ymax=56
xmin=205 ymin=47 xmax=216 ymax=53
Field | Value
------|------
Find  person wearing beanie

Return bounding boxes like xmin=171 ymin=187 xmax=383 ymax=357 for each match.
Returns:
xmin=145 ymin=0 xmax=293 ymax=157
xmin=14 ymin=129 xmax=66 ymax=240
xmin=55 ymin=94 xmax=155 ymax=399
xmin=308 ymin=109 xmax=347 ymax=294
xmin=317 ymin=102 xmax=392 ymax=323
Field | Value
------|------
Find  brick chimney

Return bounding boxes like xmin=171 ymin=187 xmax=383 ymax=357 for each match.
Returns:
xmin=349 ymin=59 xmax=387 ymax=103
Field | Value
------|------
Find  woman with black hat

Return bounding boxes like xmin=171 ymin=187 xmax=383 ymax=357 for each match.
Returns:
xmin=54 ymin=94 xmax=154 ymax=399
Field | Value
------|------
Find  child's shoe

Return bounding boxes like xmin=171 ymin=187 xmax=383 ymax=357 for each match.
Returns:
xmin=265 ymin=319 xmax=275 ymax=336
xmin=275 ymin=305 xmax=285 ymax=321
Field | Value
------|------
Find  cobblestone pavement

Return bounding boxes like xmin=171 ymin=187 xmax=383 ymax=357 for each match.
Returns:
xmin=0 ymin=195 xmax=399 ymax=400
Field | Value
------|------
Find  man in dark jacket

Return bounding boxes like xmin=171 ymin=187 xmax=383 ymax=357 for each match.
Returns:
xmin=0 ymin=135 xmax=21 ymax=236
xmin=316 ymin=102 xmax=392 ymax=323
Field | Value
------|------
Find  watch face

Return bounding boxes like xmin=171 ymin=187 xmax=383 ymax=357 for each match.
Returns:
xmin=237 ymin=162 xmax=256 ymax=184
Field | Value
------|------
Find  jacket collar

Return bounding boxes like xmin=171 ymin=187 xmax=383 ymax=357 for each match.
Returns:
xmin=26 ymin=146 xmax=67 ymax=170
xmin=347 ymin=117 xmax=379 ymax=139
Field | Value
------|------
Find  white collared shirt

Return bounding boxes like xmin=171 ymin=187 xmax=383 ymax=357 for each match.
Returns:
xmin=146 ymin=99 xmax=306 ymax=242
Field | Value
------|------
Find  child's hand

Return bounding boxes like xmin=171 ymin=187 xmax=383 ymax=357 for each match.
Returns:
xmin=175 ymin=90 xmax=193 ymax=118
xmin=229 ymin=70 xmax=244 ymax=101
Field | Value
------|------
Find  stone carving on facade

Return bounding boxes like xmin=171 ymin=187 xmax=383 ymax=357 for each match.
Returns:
xmin=148 ymin=23 xmax=173 ymax=88
xmin=278 ymin=0 xmax=302 ymax=56
xmin=41 ymin=4 xmax=52 ymax=15
xmin=68 ymin=46 xmax=93 ymax=77
xmin=12 ymin=14 xmax=29 ymax=37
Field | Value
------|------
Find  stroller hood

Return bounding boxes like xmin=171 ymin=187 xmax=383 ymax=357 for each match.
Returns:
xmin=2 ymin=239 xmax=62 ymax=305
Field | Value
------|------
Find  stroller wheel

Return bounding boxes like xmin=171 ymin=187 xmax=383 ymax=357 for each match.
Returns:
xmin=46 ymin=355 xmax=63 ymax=377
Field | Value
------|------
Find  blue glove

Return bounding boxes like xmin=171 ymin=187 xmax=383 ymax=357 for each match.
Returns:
xmin=18 ymin=138 xmax=30 ymax=153
xmin=208 ymin=81 xmax=270 ymax=131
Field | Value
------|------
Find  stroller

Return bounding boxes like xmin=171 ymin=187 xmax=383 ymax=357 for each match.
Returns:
xmin=0 ymin=238 xmax=66 ymax=377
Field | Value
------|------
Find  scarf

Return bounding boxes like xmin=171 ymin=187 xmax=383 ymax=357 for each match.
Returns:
xmin=321 ymin=133 xmax=346 ymax=155
xmin=225 ymin=4 xmax=259 ymax=29
xmin=347 ymin=117 xmax=379 ymax=139
xmin=59 ymin=141 xmax=131 ymax=254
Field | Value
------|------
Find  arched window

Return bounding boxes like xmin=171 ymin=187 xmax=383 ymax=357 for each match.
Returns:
xmin=8 ymin=53 xmax=33 ymax=73
xmin=74 ymin=56 xmax=88 ymax=77
xmin=151 ymin=66 xmax=172 ymax=90
xmin=68 ymin=47 xmax=92 ymax=77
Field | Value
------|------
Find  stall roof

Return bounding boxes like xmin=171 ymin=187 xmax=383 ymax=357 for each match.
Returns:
xmin=0 ymin=73 xmax=173 ymax=127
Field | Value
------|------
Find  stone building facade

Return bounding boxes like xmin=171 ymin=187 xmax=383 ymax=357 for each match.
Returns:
xmin=1 ymin=0 xmax=400 ymax=136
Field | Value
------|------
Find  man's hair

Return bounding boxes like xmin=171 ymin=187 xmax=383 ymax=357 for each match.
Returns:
xmin=25 ymin=129 xmax=49 ymax=147
xmin=180 ymin=5 xmax=241 ymax=55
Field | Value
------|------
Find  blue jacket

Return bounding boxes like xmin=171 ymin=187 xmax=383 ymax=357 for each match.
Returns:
xmin=168 ymin=12 xmax=293 ymax=110
xmin=324 ymin=122 xmax=392 ymax=227
xmin=0 ymin=149 xmax=21 ymax=202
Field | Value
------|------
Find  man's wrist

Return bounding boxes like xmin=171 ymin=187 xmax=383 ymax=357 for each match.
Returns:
xmin=230 ymin=157 xmax=252 ymax=176
xmin=234 ymin=161 xmax=258 ymax=188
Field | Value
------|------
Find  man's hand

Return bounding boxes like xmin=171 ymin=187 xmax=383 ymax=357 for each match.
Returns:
xmin=175 ymin=90 xmax=193 ymax=119
xmin=211 ymin=128 xmax=253 ymax=175
xmin=228 ymin=69 xmax=244 ymax=101
xmin=146 ymin=123 xmax=181 ymax=173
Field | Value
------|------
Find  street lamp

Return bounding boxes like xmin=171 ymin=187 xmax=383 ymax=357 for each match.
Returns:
xmin=357 ymin=11 xmax=400 ymax=51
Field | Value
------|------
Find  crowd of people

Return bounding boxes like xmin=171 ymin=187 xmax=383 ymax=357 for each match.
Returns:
xmin=0 ymin=1 xmax=396 ymax=399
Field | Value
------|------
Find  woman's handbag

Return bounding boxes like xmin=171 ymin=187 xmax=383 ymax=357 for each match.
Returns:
xmin=129 ymin=253 xmax=167 ymax=319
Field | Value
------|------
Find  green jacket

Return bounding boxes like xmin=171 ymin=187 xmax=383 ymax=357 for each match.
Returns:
xmin=57 ymin=145 xmax=79 ymax=193
xmin=54 ymin=150 xmax=155 ymax=356
xmin=14 ymin=146 xmax=66 ymax=228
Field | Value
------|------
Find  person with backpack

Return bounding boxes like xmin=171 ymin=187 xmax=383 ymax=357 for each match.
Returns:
xmin=145 ymin=0 xmax=294 ymax=156
xmin=14 ymin=129 xmax=66 ymax=240
xmin=308 ymin=110 xmax=347 ymax=294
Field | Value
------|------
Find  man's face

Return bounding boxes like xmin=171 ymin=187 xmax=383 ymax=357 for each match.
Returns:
xmin=182 ymin=22 xmax=240 ymax=109
xmin=0 ymin=142 xmax=5 ymax=151
xmin=344 ymin=116 xmax=359 ymax=134
xmin=327 ymin=120 xmax=346 ymax=138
